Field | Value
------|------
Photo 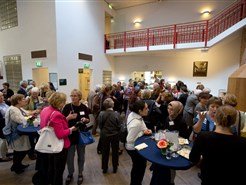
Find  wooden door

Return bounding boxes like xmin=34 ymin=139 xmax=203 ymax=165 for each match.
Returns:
xmin=78 ymin=68 xmax=91 ymax=101
xmin=32 ymin=67 xmax=49 ymax=87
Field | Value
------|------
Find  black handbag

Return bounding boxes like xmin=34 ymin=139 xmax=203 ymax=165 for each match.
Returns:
xmin=79 ymin=131 xmax=95 ymax=145
xmin=119 ymin=123 xmax=127 ymax=143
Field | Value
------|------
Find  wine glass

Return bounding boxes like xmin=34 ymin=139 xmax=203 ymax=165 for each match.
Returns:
xmin=170 ymin=143 xmax=181 ymax=158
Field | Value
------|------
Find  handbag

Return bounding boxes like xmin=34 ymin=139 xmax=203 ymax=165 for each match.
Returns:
xmin=79 ymin=131 xmax=95 ymax=145
xmin=2 ymin=110 xmax=20 ymax=144
xmin=35 ymin=111 xmax=64 ymax=153
xmin=119 ymin=122 xmax=127 ymax=143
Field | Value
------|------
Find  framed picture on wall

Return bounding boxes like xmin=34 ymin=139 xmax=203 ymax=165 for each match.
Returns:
xmin=193 ymin=61 xmax=208 ymax=77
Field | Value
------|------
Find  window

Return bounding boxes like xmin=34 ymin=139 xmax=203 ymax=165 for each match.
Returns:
xmin=3 ymin=55 xmax=23 ymax=92
xmin=0 ymin=0 xmax=18 ymax=31
xmin=103 ymin=70 xmax=112 ymax=85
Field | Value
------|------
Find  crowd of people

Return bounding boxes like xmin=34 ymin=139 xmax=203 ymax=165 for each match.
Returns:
xmin=0 ymin=78 xmax=245 ymax=185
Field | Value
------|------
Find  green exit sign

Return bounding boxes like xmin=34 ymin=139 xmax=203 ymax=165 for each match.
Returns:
xmin=35 ymin=61 xmax=42 ymax=67
xmin=84 ymin=63 xmax=90 ymax=69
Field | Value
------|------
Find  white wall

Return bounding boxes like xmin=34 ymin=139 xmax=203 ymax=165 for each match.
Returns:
xmin=112 ymin=0 xmax=234 ymax=32
xmin=113 ymin=31 xmax=241 ymax=96
xmin=0 ymin=1 xmax=57 ymax=84
xmin=55 ymin=0 xmax=114 ymax=95
xmin=0 ymin=0 xmax=114 ymax=96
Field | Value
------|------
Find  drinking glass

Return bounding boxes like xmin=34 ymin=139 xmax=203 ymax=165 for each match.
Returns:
xmin=166 ymin=149 xmax=172 ymax=160
xmin=154 ymin=132 xmax=160 ymax=142
xmin=171 ymin=144 xmax=181 ymax=158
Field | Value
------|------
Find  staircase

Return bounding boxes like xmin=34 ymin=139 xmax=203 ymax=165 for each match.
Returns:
xmin=105 ymin=0 xmax=246 ymax=55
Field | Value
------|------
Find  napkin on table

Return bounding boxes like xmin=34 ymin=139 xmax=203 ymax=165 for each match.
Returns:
xmin=135 ymin=143 xmax=148 ymax=150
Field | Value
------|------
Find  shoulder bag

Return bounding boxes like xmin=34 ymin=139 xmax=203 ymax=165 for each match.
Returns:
xmin=35 ymin=111 xmax=64 ymax=153
xmin=79 ymin=131 xmax=95 ymax=145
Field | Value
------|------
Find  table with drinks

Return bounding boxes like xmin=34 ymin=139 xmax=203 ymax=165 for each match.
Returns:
xmin=135 ymin=131 xmax=193 ymax=184
xmin=134 ymin=134 xmax=193 ymax=170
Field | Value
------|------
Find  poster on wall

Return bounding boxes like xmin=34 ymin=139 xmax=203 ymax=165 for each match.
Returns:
xmin=193 ymin=61 xmax=208 ymax=77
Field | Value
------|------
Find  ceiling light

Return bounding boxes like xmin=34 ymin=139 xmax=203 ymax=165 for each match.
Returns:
xmin=201 ymin=10 xmax=211 ymax=16
xmin=133 ymin=19 xmax=142 ymax=24
xmin=202 ymin=10 xmax=211 ymax=15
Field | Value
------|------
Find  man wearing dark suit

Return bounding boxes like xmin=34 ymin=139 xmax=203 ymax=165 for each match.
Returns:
xmin=17 ymin=80 xmax=28 ymax=97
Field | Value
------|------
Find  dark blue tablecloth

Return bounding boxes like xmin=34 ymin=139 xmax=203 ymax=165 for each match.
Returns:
xmin=135 ymin=135 xmax=193 ymax=170
xmin=17 ymin=124 xmax=40 ymax=134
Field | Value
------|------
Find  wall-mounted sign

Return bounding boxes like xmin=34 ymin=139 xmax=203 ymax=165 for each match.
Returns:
xmin=78 ymin=53 xmax=92 ymax=61
xmin=84 ymin=63 xmax=90 ymax=69
xmin=35 ymin=61 xmax=42 ymax=67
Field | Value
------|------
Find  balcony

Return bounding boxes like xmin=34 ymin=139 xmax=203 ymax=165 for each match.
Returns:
xmin=105 ymin=0 xmax=246 ymax=55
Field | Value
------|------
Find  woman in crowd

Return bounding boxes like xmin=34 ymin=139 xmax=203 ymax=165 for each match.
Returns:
xmin=126 ymin=100 xmax=152 ymax=185
xmin=2 ymin=94 xmax=30 ymax=174
xmin=98 ymin=98 xmax=121 ymax=174
xmin=194 ymin=92 xmax=211 ymax=117
xmin=62 ymin=89 xmax=91 ymax=185
xmin=189 ymin=105 xmax=246 ymax=185
xmin=141 ymin=89 xmax=155 ymax=132
xmin=164 ymin=101 xmax=189 ymax=138
xmin=155 ymin=91 xmax=174 ymax=131
xmin=192 ymin=97 xmax=222 ymax=137
xmin=0 ymin=82 xmax=14 ymax=106
xmin=151 ymin=101 xmax=189 ymax=185
xmin=39 ymin=83 xmax=55 ymax=103
xmin=25 ymin=87 xmax=44 ymax=111
xmin=223 ymin=93 xmax=245 ymax=136
xmin=24 ymin=86 xmax=44 ymax=160
xmin=33 ymin=92 xmax=77 ymax=185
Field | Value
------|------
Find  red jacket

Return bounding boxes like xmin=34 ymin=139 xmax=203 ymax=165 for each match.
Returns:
xmin=40 ymin=106 xmax=71 ymax=149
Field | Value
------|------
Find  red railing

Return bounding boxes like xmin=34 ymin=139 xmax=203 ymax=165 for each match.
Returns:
xmin=105 ymin=0 xmax=246 ymax=52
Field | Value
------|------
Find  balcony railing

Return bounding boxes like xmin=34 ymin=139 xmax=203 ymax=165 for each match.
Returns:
xmin=105 ymin=0 xmax=246 ymax=52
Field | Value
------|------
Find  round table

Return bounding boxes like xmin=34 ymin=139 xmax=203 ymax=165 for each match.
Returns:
xmin=135 ymin=135 xmax=193 ymax=170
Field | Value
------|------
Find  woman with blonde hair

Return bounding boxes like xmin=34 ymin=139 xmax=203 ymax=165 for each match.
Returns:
xmin=33 ymin=92 xmax=77 ymax=185
xmin=190 ymin=105 xmax=246 ymax=185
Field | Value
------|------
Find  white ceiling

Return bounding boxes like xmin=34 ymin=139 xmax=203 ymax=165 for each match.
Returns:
xmin=105 ymin=0 xmax=159 ymax=10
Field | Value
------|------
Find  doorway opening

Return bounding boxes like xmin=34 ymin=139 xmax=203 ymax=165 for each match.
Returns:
xmin=131 ymin=71 xmax=163 ymax=86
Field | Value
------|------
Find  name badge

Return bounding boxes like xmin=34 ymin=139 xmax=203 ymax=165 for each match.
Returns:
xmin=80 ymin=111 xmax=85 ymax=116
xmin=169 ymin=121 xmax=174 ymax=126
